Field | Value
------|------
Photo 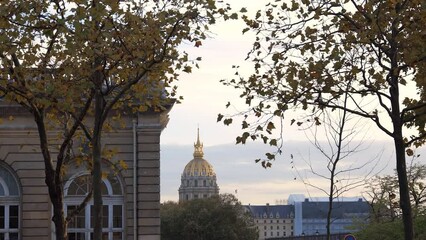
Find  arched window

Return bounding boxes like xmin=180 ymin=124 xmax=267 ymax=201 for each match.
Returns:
xmin=0 ymin=164 xmax=20 ymax=240
xmin=64 ymin=172 xmax=124 ymax=240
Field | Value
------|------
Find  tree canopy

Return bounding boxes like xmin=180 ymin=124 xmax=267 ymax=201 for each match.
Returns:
xmin=366 ymin=163 xmax=426 ymax=222
xmin=219 ymin=1 xmax=425 ymax=239
xmin=161 ymin=194 xmax=258 ymax=240
xmin=0 ymin=0 xmax=233 ymax=239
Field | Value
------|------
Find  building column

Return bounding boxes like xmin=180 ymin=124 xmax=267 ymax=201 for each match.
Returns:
xmin=294 ymin=202 xmax=303 ymax=236
xmin=136 ymin=108 xmax=171 ymax=240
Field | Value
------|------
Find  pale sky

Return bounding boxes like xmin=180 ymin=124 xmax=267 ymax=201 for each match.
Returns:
xmin=159 ymin=1 xmax=426 ymax=205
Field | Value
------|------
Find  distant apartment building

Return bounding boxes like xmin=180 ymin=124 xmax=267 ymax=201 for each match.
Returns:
xmin=288 ymin=194 xmax=370 ymax=236
xmin=245 ymin=204 xmax=295 ymax=240
xmin=245 ymin=195 xmax=370 ymax=239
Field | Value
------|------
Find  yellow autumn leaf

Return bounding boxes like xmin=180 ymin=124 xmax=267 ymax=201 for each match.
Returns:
xmin=119 ymin=160 xmax=128 ymax=170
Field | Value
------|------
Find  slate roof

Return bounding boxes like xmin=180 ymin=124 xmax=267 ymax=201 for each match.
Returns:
xmin=301 ymin=200 xmax=370 ymax=219
xmin=244 ymin=205 xmax=295 ymax=219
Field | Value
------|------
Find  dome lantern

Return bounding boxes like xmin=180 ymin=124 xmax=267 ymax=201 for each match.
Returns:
xmin=193 ymin=128 xmax=204 ymax=158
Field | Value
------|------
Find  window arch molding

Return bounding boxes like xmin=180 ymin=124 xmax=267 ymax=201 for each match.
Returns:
xmin=0 ymin=161 xmax=21 ymax=240
xmin=64 ymin=171 xmax=123 ymax=198
xmin=0 ymin=177 xmax=10 ymax=196
xmin=0 ymin=161 xmax=21 ymax=197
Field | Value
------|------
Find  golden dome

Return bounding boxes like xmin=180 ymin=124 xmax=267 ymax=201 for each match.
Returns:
xmin=183 ymin=158 xmax=216 ymax=177
xmin=182 ymin=128 xmax=216 ymax=177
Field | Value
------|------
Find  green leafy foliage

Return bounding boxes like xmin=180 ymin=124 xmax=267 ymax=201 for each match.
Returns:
xmin=160 ymin=194 xmax=258 ymax=240
xmin=355 ymin=219 xmax=405 ymax=240
xmin=355 ymin=215 xmax=426 ymax=240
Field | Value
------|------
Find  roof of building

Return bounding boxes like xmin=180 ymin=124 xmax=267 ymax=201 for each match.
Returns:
xmin=182 ymin=129 xmax=216 ymax=177
xmin=244 ymin=204 xmax=295 ymax=219
xmin=288 ymin=194 xmax=366 ymax=204
xmin=301 ymin=200 xmax=370 ymax=219
xmin=288 ymin=194 xmax=306 ymax=204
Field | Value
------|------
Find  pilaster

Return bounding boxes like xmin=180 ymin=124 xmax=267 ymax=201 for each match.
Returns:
xmin=135 ymin=107 xmax=171 ymax=240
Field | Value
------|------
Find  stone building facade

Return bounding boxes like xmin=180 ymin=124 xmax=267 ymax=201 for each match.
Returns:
xmin=245 ymin=204 xmax=295 ymax=240
xmin=0 ymin=101 xmax=171 ymax=240
xmin=178 ymin=130 xmax=219 ymax=201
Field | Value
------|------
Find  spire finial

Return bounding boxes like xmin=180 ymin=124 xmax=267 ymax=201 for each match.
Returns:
xmin=193 ymin=127 xmax=204 ymax=158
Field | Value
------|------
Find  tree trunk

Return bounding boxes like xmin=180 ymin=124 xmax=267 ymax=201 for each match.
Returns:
xmin=389 ymin=12 xmax=413 ymax=236
xmin=52 ymin=198 xmax=68 ymax=240
xmin=92 ymin=88 xmax=104 ymax=240
xmin=326 ymin=180 xmax=333 ymax=240
xmin=47 ymin=176 xmax=68 ymax=240
xmin=35 ymin=113 xmax=68 ymax=240
xmin=394 ymin=130 xmax=414 ymax=240
xmin=389 ymin=61 xmax=413 ymax=239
